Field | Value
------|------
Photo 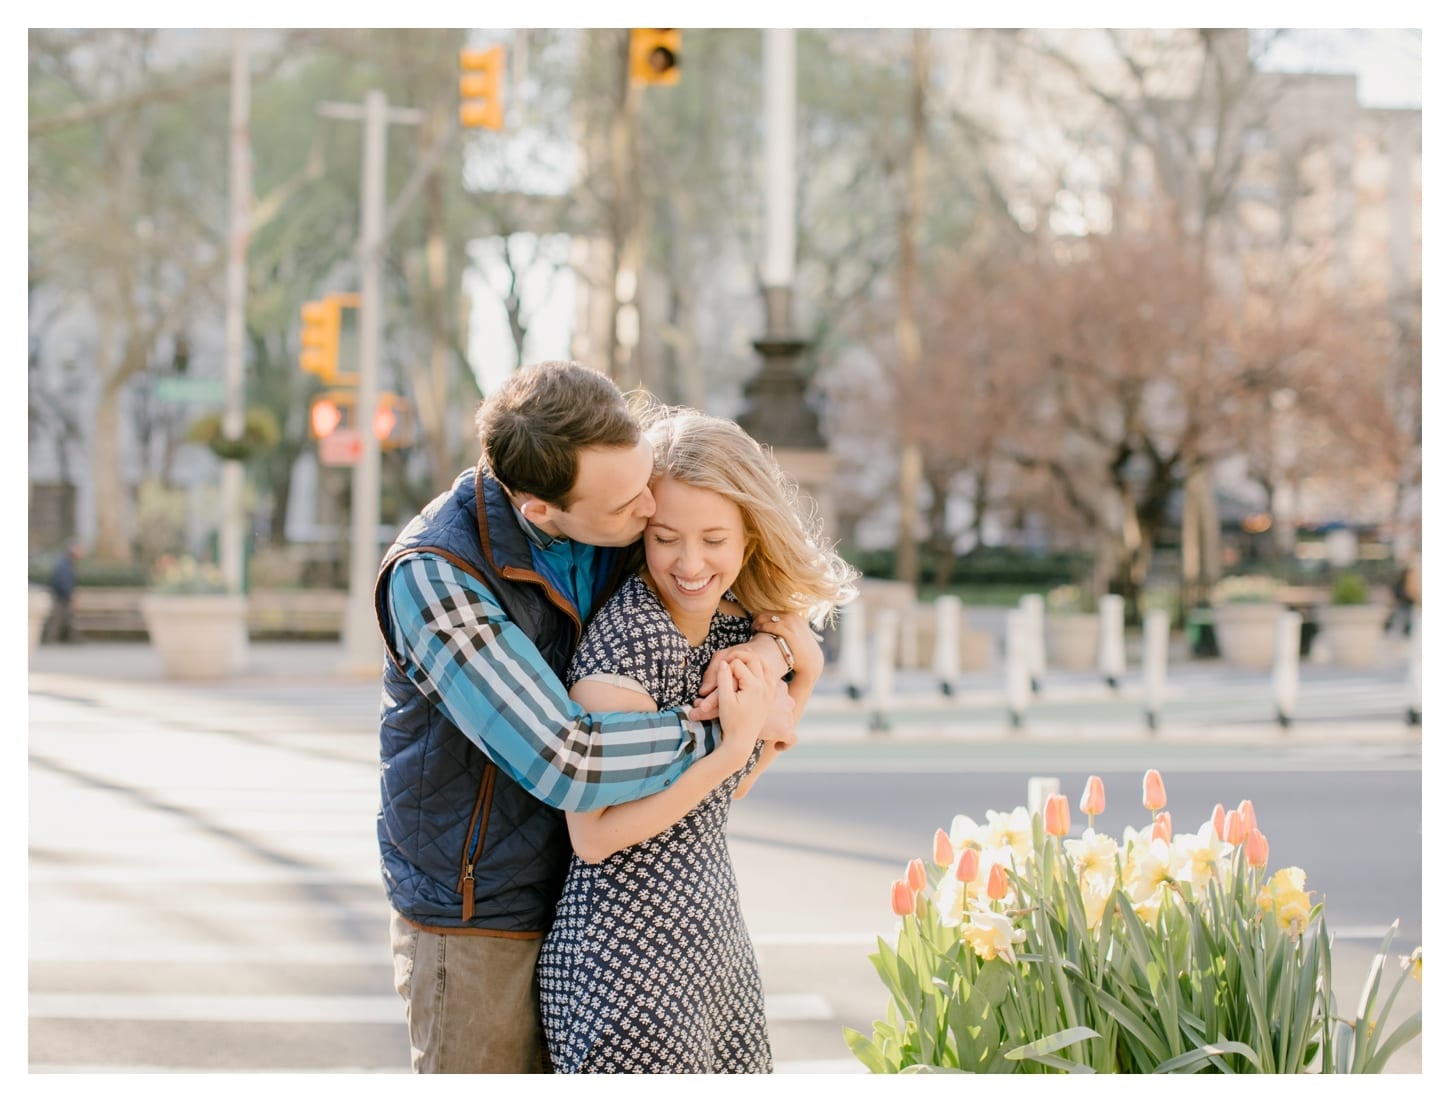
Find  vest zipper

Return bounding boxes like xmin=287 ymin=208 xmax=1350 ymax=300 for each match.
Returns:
xmin=457 ymin=763 xmax=497 ymax=922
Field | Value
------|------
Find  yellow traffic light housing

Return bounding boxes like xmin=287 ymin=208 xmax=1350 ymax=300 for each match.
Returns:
xmin=630 ymin=29 xmax=681 ymax=85
xmin=460 ymin=46 xmax=505 ymax=130
xmin=299 ymin=298 xmax=340 ymax=382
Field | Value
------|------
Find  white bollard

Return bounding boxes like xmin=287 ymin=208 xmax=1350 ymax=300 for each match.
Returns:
xmin=869 ymin=609 xmax=899 ymax=734
xmin=1019 ymin=593 xmax=1046 ymax=693
xmin=933 ymin=595 xmax=962 ymax=696
xmin=1027 ymin=776 xmax=1060 ymax=816
xmin=1098 ymin=594 xmax=1126 ymax=690
xmin=1005 ymin=609 xmax=1031 ymax=728
xmin=1143 ymin=609 xmax=1168 ymax=732
xmin=839 ymin=600 xmax=869 ymax=701
xmin=1273 ymin=609 xmax=1302 ymax=729
xmin=898 ymin=606 xmax=919 ymax=672
xmin=1406 ymin=608 xmax=1421 ymax=726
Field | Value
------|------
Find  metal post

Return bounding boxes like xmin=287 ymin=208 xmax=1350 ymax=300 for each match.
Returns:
xmin=932 ymin=594 xmax=961 ymax=696
xmin=1406 ymin=607 xmax=1421 ymax=726
xmin=1272 ymin=609 xmax=1302 ymax=729
xmin=1005 ymin=609 xmax=1030 ymax=728
xmin=1143 ymin=609 xmax=1168 ymax=732
xmin=220 ymin=31 xmax=250 ymax=599
xmin=839 ymin=600 xmax=868 ymax=701
xmin=1019 ymin=593 xmax=1045 ymax=693
xmin=869 ymin=610 xmax=898 ymax=734
xmin=339 ymin=90 xmax=388 ymax=675
xmin=1098 ymin=594 xmax=1126 ymax=690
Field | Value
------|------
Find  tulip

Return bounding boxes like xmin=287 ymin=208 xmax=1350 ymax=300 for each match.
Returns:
xmin=1044 ymin=793 xmax=1071 ymax=837
xmin=986 ymin=863 xmax=1009 ymax=900
xmin=1080 ymin=775 xmax=1106 ymax=817
xmin=1211 ymin=803 xmax=1226 ymax=841
xmin=1224 ymin=809 xmax=1246 ymax=846
xmin=906 ymin=858 xmax=927 ymax=894
xmin=1142 ymin=769 xmax=1167 ymax=812
xmin=890 ymin=879 xmax=915 ymax=916
xmin=933 ymin=828 xmax=954 ymax=868
xmin=1245 ymin=828 xmax=1269 ymax=868
xmin=1238 ymin=799 xmax=1257 ymax=834
xmin=1152 ymin=811 xmax=1172 ymax=844
xmin=955 ymin=848 xmax=980 ymax=884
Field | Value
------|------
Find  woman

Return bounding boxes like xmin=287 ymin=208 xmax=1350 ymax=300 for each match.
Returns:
xmin=536 ymin=408 xmax=858 ymax=1074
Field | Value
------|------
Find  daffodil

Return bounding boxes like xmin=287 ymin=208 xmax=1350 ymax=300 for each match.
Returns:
xmin=1080 ymin=873 xmax=1113 ymax=931
xmin=961 ymin=909 xmax=1027 ymax=964
xmin=1400 ymin=948 xmax=1422 ymax=982
xmin=949 ymin=813 xmax=983 ymax=852
xmin=1064 ymin=827 xmax=1119 ymax=894
xmin=1257 ymin=866 xmax=1313 ymax=936
xmin=983 ymin=807 xmax=1034 ymax=864
xmin=1170 ymin=822 xmax=1232 ymax=899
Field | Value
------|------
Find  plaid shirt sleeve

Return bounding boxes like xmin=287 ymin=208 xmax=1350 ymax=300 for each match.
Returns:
xmin=386 ymin=553 xmax=720 ymax=812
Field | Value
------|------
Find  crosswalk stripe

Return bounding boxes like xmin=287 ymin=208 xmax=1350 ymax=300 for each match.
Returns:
xmin=29 ymin=992 xmax=835 ymax=1025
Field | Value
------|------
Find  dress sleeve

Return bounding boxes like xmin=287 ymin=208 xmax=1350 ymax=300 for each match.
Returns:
xmin=567 ymin=579 xmax=686 ymax=706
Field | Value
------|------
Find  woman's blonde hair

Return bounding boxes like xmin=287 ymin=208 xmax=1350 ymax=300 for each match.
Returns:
xmin=639 ymin=404 xmax=858 ymax=627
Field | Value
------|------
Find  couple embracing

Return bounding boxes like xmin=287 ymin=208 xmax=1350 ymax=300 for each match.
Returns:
xmin=375 ymin=361 xmax=858 ymax=1074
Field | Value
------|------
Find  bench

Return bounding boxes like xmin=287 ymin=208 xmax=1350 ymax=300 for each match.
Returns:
xmin=70 ymin=587 xmax=348 ymax=640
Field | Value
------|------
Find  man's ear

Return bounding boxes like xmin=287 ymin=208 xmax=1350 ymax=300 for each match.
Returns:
xmin=518 ymin=496 xmax=554 ymax=526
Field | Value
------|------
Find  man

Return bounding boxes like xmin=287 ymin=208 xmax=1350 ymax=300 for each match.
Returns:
xmin=374 ymin=361 xmax=811 ymax=1073
xmin=46 ymin=543 xmax=80 ymax=643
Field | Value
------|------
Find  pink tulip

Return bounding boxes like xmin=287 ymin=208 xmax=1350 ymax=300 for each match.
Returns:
xmin=1045 ymin=794 xmax=1071 ymax=837
xmin=891 ymin=879 xmax=915 ymax=916
xmin=1152 ymin=811 xmax=1172 ymax=844
xmin=986 ymin=863 xmax=1009 ymax=900
xmin=1238 ymin=799 xmax=1257 ymax=834
xmin=1080 ymin=775 xmax=1106 ymax=817
xmin=1211 ymin=803 xmax=1226 ymax=841
xmin=906 ymin=858 xmax=927 ymax=894
xmin=1142 ymin=769 xmax=1167 ymax=812
xmin=933 ymin=828 xmax=954 ymax=868
xmin=955 ymin=848 xmax=980 ymax=884
xmin=1224 ymin=809 xmax=1246 ymax=846
xmin=1245 ymin=829 xmax=1270 ymax=869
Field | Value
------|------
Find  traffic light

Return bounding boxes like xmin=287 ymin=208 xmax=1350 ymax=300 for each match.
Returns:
xmin=630 ymin=29 xmax=681 ymax=86
xmin=459 ymin=46 xmax=505 ymax=130
xmin=309 ymin=390 xmax=414 ymax=450
xmin=299 ymin=298 xmax=340 ymax=382
xmin=309 ymin=391 xmax=351 ymax=438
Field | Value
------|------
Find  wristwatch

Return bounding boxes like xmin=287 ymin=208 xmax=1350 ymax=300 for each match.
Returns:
xmin=762 ymin=631 xmax=795 ymax=681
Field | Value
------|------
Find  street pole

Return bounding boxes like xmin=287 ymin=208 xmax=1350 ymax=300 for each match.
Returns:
xmin=338 ymin=90 xmax=388 ymax=675
xmin=221 ymin=31 xmax=251 ymax=596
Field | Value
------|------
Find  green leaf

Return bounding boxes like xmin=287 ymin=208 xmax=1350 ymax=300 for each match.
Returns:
xmin=1004 ymin=1024 xmax=1100 ymax=1062
xmin=1364 ymin=1012 xmax=1422 ymax=1074
xmin=843 ymin=1026 xmax=893 ymax=1074
xmin=1089 ymin=988 xmax=1169 ymax=1068
xmin=1154 ymin=1039 xmax=1263 ymax=1074
xmin=900 ymin=1063 xmax=969 ymax=1074
xmin=974 ymin=957 xmax=1014 ymax=1006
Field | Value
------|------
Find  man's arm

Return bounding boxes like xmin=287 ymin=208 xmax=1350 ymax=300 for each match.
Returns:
xmin=387 ymin=554 xmax=720 ymax=813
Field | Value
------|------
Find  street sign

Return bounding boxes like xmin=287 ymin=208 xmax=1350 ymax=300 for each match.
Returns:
xmin=155 ymin=378 xmax=226 ymax=403
xmin=319 ymin=428 xmax=364 ymax=467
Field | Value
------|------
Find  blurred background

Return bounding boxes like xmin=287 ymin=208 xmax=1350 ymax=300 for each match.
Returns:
xmin=27 ymin=26 xmax=1420 ymax=649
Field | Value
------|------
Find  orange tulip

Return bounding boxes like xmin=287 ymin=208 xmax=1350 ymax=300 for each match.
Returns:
xmin=891 ymin=879 xmax=915 ymax=916
xmin=1224 ymin=809 xmax=1246 ymax=846
xmin=933 ymin=828 xmax=954 ymax=868
xmin=1142 ymin=769 xmax=1167 ymax=812
xmin=1245 ymin=828 xmax=1270 ymax=869
xmin=955 ymin=848 xmax=980 ymax=884
xmin=1211 ymin=803 xmax=1226 ymax=841
xmin=1238 ymin=799 xmax=1257 ymax=834
xmin=1152 ymin=811 xmax=1172 ymax=844
xmin=1080 ymin=775 xmax=1106 ymax=817
xmin=906 ymin=858 xmax=927 ymax=894
xmin=1044 ymin=793 xmax=1071 ymax=837
xmin=986 ymin=863 xmax=1009 ymax=900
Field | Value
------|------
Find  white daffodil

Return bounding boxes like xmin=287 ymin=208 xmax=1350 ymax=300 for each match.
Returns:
xmin=1080 ymin=873 xmax=1113 ymax=931
xmin=1064 ymin=827 xmax=1120 ymax=894
xmin=1170 ymin=822 xmax=1232 ymax=900
xmin=1124 ymin=836 xmax=1175 ymax=923
xmin=983 ymin=807 xmax=1034 ymax=865
xmin=933 ymin=867 xmax=967 ymax=927
xmin=961 ymin=909 xmax=1027 ymax=964
xmin=949 ymin=813 xmax=983 ymax=851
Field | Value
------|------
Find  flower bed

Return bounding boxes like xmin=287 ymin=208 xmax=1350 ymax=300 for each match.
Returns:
xmin=846 ymin=770 xmax=1420 ymax=1074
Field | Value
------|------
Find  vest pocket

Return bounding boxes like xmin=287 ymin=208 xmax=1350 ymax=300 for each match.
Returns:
xmin=456 ymin=763 xmax=497 ymax=922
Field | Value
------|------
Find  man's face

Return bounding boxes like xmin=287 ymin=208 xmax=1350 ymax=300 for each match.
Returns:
xmin=530 ymin=439 xmax=656 ymax=547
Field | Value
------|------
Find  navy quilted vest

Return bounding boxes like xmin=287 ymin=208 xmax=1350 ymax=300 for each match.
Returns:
xmin=373 ymin=467 xmax=626 ymax=934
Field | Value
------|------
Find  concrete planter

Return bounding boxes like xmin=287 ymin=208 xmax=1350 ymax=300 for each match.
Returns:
xmin=1212 ymin=603 xmax=1283 ymax=669
xmin=1045 ymin=613 xmax=1098 ymax=670
xmin=140 ymin=593 xmax=250 ymax=680
xmin=29 ymin=588 xmax=53 ymax=659
xmin=1316 ymin=605 xmax=1385 ymax=668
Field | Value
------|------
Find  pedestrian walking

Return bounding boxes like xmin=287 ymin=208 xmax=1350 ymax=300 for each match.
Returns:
xmin=44 ymin=544 xmax=80 ymax=643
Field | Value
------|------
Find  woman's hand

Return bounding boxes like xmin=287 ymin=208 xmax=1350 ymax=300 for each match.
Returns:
xmin=717 ymin=652 xmax=772 ymax=770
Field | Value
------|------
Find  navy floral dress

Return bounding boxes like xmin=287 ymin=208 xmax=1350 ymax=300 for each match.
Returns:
xmin=537 ymin=574 xmax=770 ymax=1073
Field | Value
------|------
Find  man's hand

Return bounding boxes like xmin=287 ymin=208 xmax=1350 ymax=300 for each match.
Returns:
xmin=689 ymin=611 xmax=823 ymax=721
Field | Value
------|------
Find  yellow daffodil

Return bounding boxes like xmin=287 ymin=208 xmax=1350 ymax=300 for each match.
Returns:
xmin=1400 ymin=948 xmax=1423 ymax=982
xmin=1257 ymin=866 xmax=1313 ymax=936
xmin=961 ymin=909 xmax=1027 ymax=965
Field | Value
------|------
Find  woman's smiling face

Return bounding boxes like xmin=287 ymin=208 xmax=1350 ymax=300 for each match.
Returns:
xmin=643 ymin=476 xmax=748 ymax=623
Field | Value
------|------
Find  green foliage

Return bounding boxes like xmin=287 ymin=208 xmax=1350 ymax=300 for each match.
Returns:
xmin=1330 ymin=572 xmax=1370 ymax=605
xmin=185 ymin=406 xmax=281 ymax=461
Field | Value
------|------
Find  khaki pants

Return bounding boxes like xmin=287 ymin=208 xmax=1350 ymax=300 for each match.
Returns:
xmin=390 ymin=910 xmax=549 ymax=1073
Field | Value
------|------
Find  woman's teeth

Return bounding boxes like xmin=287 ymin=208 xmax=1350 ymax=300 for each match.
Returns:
xmin=675 ymin=576 xmax=710 ymax=593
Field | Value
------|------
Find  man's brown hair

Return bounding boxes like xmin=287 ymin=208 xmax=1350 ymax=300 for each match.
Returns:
xmin=476 ymin=361 xmax=640 ymax=509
